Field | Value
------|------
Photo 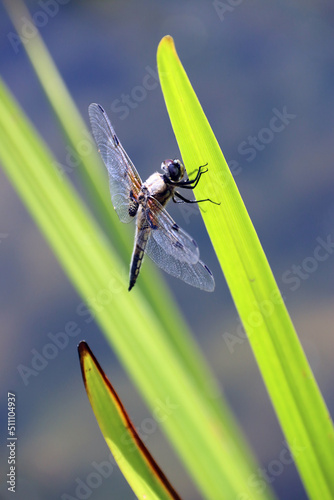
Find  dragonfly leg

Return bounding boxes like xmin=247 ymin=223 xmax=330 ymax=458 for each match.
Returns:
xmin=173 ymin=191 xmax=220 ymax=205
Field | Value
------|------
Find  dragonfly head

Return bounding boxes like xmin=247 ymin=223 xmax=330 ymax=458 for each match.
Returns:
xmin=161 ymin=159 xmax=185 ymax=182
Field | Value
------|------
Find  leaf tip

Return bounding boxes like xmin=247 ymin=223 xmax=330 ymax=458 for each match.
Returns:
xmin=78 ymin=340 xmax=89 ymax=358
xmin=78 ymin=341 xmax=94 ymax=386
xmin=157 ymin=35 xmax=177 ymax=58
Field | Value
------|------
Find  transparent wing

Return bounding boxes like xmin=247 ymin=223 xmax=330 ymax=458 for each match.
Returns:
xmin=146 ymin=232 xmax=215 ymax=292
xmin=88 ymin=103 xmax=142 ymax=223
xmin=145 ymin=197 xmax=200 ymax=265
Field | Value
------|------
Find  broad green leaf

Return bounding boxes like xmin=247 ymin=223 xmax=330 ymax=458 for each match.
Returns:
xmin=79 ymin=341 xmax=181 ymax=500
xmin=157 ymin=35 xmax=334 ymax=500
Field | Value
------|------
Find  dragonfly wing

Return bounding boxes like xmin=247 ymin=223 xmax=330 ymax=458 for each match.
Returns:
xmin=145 ymin=197 xmax=200 ymax=265
xmin=146 ymin=232 xmax=215 ymax=291
xmin=88 ymin=103 xmax=142 ymax=223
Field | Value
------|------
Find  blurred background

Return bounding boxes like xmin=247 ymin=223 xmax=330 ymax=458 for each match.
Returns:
xmin=0 ymin=1 xmax=334 ymax=499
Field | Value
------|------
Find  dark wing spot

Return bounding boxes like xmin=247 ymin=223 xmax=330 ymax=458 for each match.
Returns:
xmin=192 ymin=239 xmax=198 ymax=248
xmin=204 ymin=264 xmax=213 ymax=276
xmin=98 ymin=104 xmax=105 ymax=113
xmin=128 ymin=196 xmax=139 ymax=217
xmin=113 ymin=134 xmax=119 ymax=146
xmin=146 ymin=210 xmax=158 ymax=229
xmin=129 ymin=204 xmax=138 ymax=217
xmin=174 ymin=241 xmax=184 ymax=249
xmin=172 ymin=223 xmax=179 ymax=231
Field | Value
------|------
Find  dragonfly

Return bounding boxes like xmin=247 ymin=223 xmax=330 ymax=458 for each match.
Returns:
xmin=88 ymin=103 xmax=217 ymax=292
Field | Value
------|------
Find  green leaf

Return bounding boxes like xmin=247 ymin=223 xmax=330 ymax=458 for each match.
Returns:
xmin=157 ymin=35 xmax=334 ymax=500
xmin=78 ymin=341 xmax=181 ymax=500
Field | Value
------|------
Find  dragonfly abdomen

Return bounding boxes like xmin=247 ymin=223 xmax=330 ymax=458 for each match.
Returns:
xmin=128 ymin=225 xmax=150 ymax=291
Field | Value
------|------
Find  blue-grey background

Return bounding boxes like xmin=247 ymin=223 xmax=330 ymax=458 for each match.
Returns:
xmin=1 ymin=1 xmax=334 ymax=499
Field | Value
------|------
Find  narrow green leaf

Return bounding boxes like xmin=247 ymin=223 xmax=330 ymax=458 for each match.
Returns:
xmin=157 ymin=35 xmax=334 ymax=500
xmin=78 ymin=341 xmax=181 ymax=500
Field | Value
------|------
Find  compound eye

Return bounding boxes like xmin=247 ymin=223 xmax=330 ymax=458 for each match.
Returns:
xmin=168 ymin=160 xmax=182 ymax=181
